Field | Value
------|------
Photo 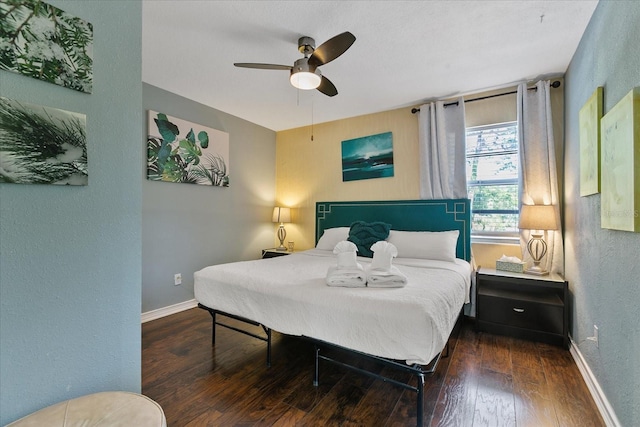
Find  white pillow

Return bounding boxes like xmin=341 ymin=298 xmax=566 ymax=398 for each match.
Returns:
xmin=315 ymin=227 xmax=350 ymax=250
xmin=387 ymin=230 xmax=459 ymax=262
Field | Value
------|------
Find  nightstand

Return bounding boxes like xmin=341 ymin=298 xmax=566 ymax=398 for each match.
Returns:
xmin=261 ymin=249 xmax=291 ymax=259
xmin=476 ymin=267 xmax=569 ymax=349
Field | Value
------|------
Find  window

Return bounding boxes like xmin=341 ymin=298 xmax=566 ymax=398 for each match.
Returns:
xmin=466 ymin=122 xmax=519 ymax=236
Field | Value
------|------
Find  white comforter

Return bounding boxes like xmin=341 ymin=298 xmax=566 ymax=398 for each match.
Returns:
xmin=194 ymin=249 xmax=471 ymax=365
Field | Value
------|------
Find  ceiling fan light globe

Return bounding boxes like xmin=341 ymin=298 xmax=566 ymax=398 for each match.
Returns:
xmin=290 ymin=71 xmax=321 ymax=90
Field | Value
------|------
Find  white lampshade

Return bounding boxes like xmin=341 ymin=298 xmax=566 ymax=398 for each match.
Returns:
xmin=290 ymin=71 xmax=321 ymax=90
xmin=272 ymin=207 xmax=291 ymax=223
xmin=519 ymin=205 xmax=558 ymax=230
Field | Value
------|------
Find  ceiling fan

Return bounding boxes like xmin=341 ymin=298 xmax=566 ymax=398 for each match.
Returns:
xmin=234 ymin=31 xmax=356 ymax=97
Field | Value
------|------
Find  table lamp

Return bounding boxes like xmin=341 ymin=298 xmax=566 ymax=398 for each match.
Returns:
xmin=272 ymin=207 xmax=291 ymax=251
xmin=518 ymin=204 xmax=558 ymax=275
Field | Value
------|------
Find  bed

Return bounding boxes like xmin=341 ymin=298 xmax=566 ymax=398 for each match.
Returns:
xmin=194 ymin=199 xmax=471 ymax=426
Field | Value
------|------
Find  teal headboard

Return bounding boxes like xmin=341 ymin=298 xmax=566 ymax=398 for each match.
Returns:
xmin=316 ymin=199 xmax=471 ymax=261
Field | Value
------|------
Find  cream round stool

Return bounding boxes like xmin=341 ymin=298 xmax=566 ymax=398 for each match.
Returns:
xmin=7 ymin=391 xmax=166 ymax=427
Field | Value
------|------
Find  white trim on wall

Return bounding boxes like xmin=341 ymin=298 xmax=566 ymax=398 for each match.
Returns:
xmin=569 ymin=337 xmax=621 ymax=427
xmin=141 ymin=299 xmax=198 ymax=323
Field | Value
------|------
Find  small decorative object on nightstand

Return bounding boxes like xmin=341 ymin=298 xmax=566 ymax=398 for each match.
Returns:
xmin=476 ymin=267 xmax=568 ymax=349
xmin=519 ymin=204 xmax=558 ymax=275
xmin=261 ymin=249 xmax=291 ymax=259
xmin=272 ymin=207 xmax=291 ymax=251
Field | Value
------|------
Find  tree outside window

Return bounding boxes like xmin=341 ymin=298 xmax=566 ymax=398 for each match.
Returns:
xmin=466 ymin=122 xmax=519 ymax=235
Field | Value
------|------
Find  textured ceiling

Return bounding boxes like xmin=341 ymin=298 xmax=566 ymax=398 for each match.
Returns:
xmin=142 ymin=0 xmax=598 ymax=131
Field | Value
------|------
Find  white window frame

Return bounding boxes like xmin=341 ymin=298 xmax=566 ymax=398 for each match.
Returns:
xmin=466 ymin=122 xmax=520 ymax=244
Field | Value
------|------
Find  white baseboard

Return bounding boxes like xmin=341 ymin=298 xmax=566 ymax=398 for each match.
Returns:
xmin=141 ymin=299 xmax=198 ymax=323
xmin=569 ymin=337 xmax=621 ymax=427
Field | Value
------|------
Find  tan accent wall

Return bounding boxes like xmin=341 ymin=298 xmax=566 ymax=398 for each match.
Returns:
xmin=275 ymin=108 xmax=420 ymax=250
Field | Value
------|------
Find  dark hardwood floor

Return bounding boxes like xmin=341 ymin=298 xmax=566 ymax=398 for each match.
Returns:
xmin=142 ymin=308 xmax=604 ymax=426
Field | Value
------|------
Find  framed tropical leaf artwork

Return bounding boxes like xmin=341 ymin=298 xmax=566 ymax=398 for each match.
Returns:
xmin=0 ymin=97 xmax=87 ymax=185
xmin=147 ymin=111 xmax=230 ymax=187
xmin=0 ymin=0 xmax=93 ymax=93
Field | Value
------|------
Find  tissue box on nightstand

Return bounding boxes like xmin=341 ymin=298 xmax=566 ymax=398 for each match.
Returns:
xmin=496 ymin=260 xmax=525 ymax=273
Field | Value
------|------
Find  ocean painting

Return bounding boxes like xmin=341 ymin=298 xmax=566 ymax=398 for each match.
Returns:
xmin=341 ymin=132 xmax=394 ymax=182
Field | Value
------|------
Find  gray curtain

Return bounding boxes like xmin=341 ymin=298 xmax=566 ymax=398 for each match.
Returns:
xmin=417 ymin=98 xmax=467 ymax=199
xmin=517 ymin=81 xmax=564 ymax=274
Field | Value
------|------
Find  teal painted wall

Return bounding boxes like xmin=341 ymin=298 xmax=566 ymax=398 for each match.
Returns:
xmin=142 ymin=84 xmax=277 ymax=312
xmin=0 ymin=1 xmax=142 ymax=424
xmin=564 ymin=1 xmax=640 ymax=425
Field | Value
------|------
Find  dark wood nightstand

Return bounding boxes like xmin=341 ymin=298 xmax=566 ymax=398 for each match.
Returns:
xmin=476 ymin=268 xmax=569 ymax=349
xmin=261 ymin=249 xmax=291 ymax=259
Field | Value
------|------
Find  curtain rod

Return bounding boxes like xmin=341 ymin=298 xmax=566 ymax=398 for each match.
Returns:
xmin=410 ymin=80 xmax=561 ymax=114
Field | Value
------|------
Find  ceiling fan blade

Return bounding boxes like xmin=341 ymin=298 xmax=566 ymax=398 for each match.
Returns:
xmin=317 ymin=75 xmax=338 ymax=97
xmin=308 ymin=31 xmax=356 ymax=68
xmin=234 ymin=63 xmax=292 ymax=70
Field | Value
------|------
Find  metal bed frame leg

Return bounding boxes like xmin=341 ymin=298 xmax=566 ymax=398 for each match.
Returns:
xmin=265 ymin=326 xmax=272 ymax=368
xmin=313 ymin=339 xmax=430 ymax=427
xmin=417 ymin=372 xmax=425 ymax=427
xmin=313 ymin=345 xmax=319 ymax=387
xmin=210 ymin=311 xmax=216 ymax=345
xmin=198 ymin=304 xmax=272 ymax=367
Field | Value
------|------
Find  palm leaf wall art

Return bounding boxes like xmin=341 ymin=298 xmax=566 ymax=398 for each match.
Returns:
xmin=147 ymin=110 xmax=230 ymax=187
xmin=0 ymin=0 xmax=93 ymax=93
xmin=0 ymin=96 xmax=87 ymax=185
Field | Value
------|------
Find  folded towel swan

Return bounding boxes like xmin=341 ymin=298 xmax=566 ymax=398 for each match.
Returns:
xmin=366 ymin=241 xmax=407 ymax=288
xmin=326 ymin=264 xmax=367 ymax=287
xmin=325 ymin=240 xmax=407 ymax=288
xmin=366 ymin=265 xmax=408 ymax=288
xmin=326 ymin=240 xmax=367 ymax=287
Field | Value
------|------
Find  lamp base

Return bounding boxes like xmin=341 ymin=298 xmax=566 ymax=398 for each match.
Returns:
xmin=276 ymin=224 xmax=287 ymax=251
xmin=524 ymin=265 xmax=549 ymax=276
xmin=525 ymin=235 xmax=549 ymax=276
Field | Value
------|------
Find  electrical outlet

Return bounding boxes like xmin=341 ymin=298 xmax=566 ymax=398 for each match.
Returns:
xmin=174 ymin=273 xmax=182 ymax=286
xmin=587 ymin=324 xmax=599 ymax=347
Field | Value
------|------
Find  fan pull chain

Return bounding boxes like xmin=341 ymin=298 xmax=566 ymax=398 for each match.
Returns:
xmin=311 ymin=100 xmax=314 ymax=141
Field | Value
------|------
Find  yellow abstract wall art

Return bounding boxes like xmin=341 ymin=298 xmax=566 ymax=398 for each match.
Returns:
xmin=579 ymin=87 xmax=603 ymax=196
xmin=601 ymin=87 xmax=640 ymax=232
